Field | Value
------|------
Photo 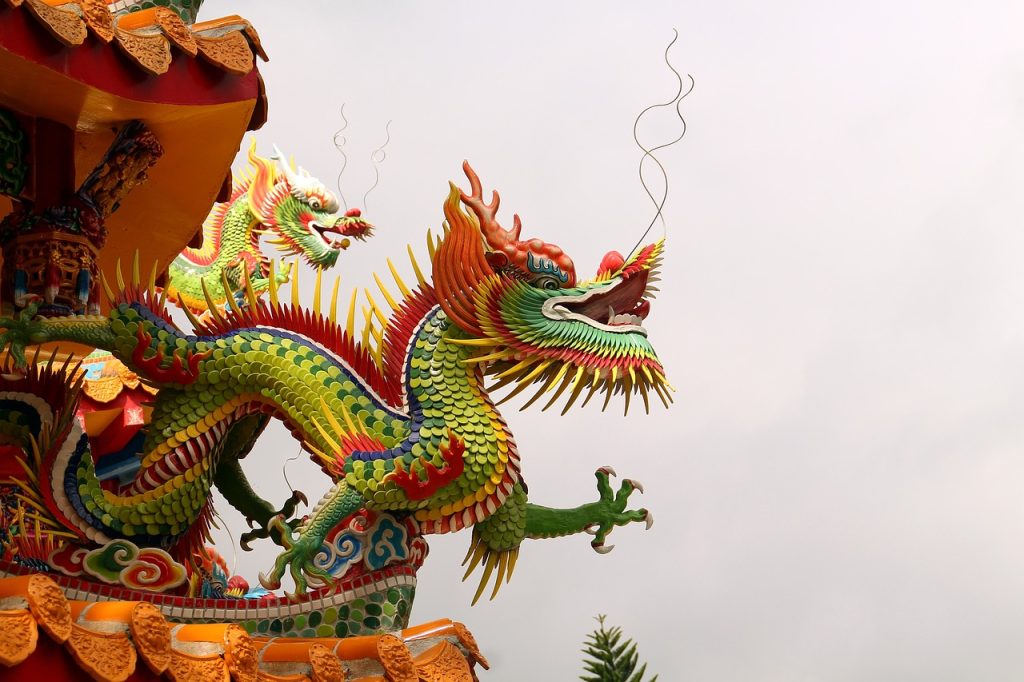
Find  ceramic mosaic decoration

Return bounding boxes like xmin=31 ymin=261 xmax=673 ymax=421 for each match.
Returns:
xmin=0 ymin=1 xmax=670 ymax=679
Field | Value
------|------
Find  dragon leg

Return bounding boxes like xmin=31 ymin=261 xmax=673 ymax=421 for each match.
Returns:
xmin=461 ymin=482 xmax=528 ymax=605
xmin=463 ymin=468 xmax=652 ymax=604
xmin=524 ymin=466 xmax=652 ymax=551
xmin=211 ymin=415 xmax=308 ymax=550
xmin=0 ymin=302 xmax=115 ymax=367
xmin=258 ymin=481 xmax=364 ymax=596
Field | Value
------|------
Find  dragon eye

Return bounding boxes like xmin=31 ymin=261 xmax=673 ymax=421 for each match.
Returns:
xmin=309 ymin=197 xmax=322 ymax=210
xmin=532 ymin=275 xmax=560 ymax=291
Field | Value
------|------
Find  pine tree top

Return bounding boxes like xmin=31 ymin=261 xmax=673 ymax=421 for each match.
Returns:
xmin=580 ymin=615 xmax=658 ymax=682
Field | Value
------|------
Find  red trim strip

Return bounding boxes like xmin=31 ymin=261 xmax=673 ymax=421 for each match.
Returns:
xmin=0 ymin=6 xmax=259 ymax=106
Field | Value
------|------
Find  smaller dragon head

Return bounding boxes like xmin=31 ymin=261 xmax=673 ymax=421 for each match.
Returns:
xmin=245 ymin=143 xmax=373 ymax=269
xmin=434 ymin=162 xmax=669 ymax=412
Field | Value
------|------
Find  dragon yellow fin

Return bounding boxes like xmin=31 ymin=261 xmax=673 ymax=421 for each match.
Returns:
xmin=328 ymin=276 xmax=341 ymax=324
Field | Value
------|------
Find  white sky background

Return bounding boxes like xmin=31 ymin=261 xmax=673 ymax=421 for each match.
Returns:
xmin=198 ymin=1 xmax=1024 ymax=679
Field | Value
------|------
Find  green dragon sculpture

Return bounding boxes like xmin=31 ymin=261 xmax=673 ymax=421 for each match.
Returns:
xmin=0 ymin=163 xmax=668 ymax=610
xmin=164 ymin=140 xmax=372 ymax=315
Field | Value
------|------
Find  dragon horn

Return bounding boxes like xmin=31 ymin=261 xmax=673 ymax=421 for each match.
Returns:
xmin=272 ymin=144 xmax=303 ymax=188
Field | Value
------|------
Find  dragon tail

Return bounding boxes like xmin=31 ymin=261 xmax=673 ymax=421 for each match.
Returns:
xmin=0 ymin=354 xmax=215 ymax=564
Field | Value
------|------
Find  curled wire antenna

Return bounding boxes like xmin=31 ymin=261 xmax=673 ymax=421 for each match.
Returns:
xmin=282 ymin=442 xmax=301 ymax=495
xmin=212 ymin=508 xmax=238 ymax=577
xmin=332 ymin=105 xmax=350 ymax=210
xmin=628 ymin=28 xmax=693 ymax=259
xmin=362 ymin=120 xmax=392 ymax=213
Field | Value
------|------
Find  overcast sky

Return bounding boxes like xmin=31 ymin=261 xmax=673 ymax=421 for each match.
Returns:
xmin=200 ymin=2 xmax=1024 ymax=679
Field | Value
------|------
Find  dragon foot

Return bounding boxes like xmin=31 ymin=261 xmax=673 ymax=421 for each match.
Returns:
xmin=239 ymin=490 xmax=308 ymax=551
xmin=0 ymin=302 xmax=48 ymax=368
xmin=585 ymin=466 xmax=652 ymax=554
xmin=461 ymin=531 xmax=520 ymax=606
xmin=257 ymin=515 xmax=333 ymax=596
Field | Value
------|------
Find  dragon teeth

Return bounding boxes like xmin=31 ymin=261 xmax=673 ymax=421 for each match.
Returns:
xmin=609 ymin=313 xmax=644 ymax=326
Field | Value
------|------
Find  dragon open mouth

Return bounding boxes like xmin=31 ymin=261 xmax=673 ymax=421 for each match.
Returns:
xmin=545 ymin=271 xmax=651 ymax=334
xmin=309 ymin=211 xmax=373 ymax=251
xmin=310 ymin=221 xmax=354 ymax=250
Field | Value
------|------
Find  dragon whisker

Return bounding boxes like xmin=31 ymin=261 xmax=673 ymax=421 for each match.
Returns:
xmin=494 ymin=372 xmax=538 ymax=406
xmin=637 ymin=378 xmax=651 ymax=414
xmin=601 ymin=378 xmax=616 ymax=412
xmin=651 ymin=381 xmax=672 ymax=408
xmin=494 ymin=358 xmax=536 ymax=381
xmin=581 ymin=376 xmax=603 ymax=408
xmin=519 ymin=369 xmax=560 ymax=411
xmin=561 ymin=369 xmax=590 ymax=415
xmin=542 ymin=365 xmax=578 ymax=412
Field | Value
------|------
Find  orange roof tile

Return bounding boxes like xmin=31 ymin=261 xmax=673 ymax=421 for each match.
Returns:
xmin=4 ymin=0 xmax=267 ymax=77
xmin=0 ymin=574 xmax=487 ymax=681
xmin=0 ymin=1 xmax=270 ymax=309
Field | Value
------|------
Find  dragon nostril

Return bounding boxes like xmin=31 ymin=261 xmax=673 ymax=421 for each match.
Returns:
xmin=598 ymin=251 xmax=625 ymax=276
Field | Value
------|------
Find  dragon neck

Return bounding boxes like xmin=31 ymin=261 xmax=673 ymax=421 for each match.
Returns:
xmin=178 ymin=200 xmax=263 ymax=271
xmin=407 ymin=311 xmax=500 ymax=441
xmin=365 ymin=306 xmax=521 ymax=522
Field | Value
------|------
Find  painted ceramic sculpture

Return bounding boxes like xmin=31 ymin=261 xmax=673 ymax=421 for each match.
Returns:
xmin=0 ymin=160 xmax=665 ymax=601
xmin=0 ymin=0 xmax=672 ymax=679
xmin=164 ymin=141 xmax=373 ymax=315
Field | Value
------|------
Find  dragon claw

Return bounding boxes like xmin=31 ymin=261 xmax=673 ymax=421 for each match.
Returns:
xmin=278 ymin=490 xmax=308 ymax=520
xmin=259 ymin=523 xmax=335 ymax=596
xmin=0 ymin=302 xmax=47 ymax=369
xmin=242 ymin=494 xmax=310 ymax=552
xmin=582 ymin=468 xmax=652 ymax=552
xmin=239 ymin=532 xmax=259 ymax=552
xmin=258 ymin=571 xmax=280 ymax=591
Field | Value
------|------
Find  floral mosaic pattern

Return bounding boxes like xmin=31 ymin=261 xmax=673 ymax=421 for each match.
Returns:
xmin=242 ymin=586 xmax=416 ymax=638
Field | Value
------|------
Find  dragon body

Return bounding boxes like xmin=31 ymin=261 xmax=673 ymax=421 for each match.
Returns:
xmin=164 ymin=141 xmax=372 ymax=314
xmin=0 ymin=163 xmax=667 ymax=612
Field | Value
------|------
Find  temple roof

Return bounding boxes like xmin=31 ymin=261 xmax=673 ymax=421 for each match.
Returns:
xmin=1 ymin=0 xmax=268 ymax=78
xmin=0 ymin=0 xmax=269 ymax=295
xmin=0 ymin=574 xmax=488 ymax=681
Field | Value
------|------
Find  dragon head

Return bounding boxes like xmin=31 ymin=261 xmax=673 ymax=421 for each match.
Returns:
xmin=433 ymin=162 xmax=669 ymax=412
xmin=243 ymin=142 xmax=373 ymax=269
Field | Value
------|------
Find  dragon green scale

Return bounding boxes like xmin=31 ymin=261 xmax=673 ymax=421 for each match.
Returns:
xmin=0 ymin=167 xmax=664 ymax=600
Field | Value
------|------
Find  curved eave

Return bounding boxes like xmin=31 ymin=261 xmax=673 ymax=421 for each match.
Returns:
xmin=0 ymin=574 xmax=487 ymax=681
xmin=0 ymin=2 xmax=268 ymax=294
